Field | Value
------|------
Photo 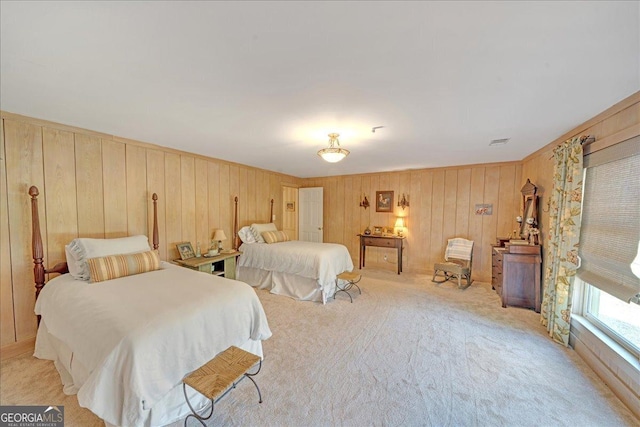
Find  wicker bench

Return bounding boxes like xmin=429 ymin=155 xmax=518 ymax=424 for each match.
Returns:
xmin=182 ymin=346 xmax=262 ymax=426
xmin=335 ymin=271 xmax=362 ymax=303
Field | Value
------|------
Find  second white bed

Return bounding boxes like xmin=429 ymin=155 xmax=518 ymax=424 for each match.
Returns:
xmin=237 ymin=240 xmax=354 ymax=303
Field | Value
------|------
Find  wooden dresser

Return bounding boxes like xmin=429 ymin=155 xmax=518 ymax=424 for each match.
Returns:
xmin=491 ymin=241 xmax=542 ymax=312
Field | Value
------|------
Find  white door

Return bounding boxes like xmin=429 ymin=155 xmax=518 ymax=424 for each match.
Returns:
xmin=299 ymin=187 xmax=323 ymax=242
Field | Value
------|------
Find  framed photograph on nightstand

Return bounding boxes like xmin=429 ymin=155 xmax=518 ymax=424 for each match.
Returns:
xmin=176 ymin=242 xmax=195 ymax=260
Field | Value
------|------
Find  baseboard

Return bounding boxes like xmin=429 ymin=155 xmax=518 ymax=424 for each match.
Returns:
xmin=570 ymin=316 xmax=640 ymax=420
xmin=0 ymin=337 xmax=35 ymax=361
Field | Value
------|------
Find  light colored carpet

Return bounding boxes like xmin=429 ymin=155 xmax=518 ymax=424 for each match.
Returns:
xmin=1 ymin=269 xmax=638 ymax=427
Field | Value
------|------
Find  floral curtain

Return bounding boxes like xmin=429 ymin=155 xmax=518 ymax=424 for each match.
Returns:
xmin=540 ymin=137 xmax=583 ymax=346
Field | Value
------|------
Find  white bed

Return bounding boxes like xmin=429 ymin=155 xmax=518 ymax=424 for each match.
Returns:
xmin=34 ymin=262 xmax=272 ymax=427
xmin=237 ymin=240 xmax=355 ymax=303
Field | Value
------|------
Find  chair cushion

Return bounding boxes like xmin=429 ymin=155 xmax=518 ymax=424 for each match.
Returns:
xmin=434 ymin=261 xmax=469 ymax=275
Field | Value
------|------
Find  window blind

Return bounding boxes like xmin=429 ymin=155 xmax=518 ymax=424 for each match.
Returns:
xmin=578 ymin=136 xmax=640 ymax=302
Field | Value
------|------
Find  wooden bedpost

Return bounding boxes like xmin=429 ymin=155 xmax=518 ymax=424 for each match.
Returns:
xmin=152 ymin=193 xmax=159 ymax=250
xmin=270 ymin=198 xmax=274 ymax=223
xmin=29 ymin=186 xmax=45 ymax=299
xmin=233 ymin=196 xmax=239 ymax=250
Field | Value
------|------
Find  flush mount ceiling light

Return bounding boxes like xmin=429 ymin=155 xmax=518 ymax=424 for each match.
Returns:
xmin=318 ymin=133 xmax=350 ymax=163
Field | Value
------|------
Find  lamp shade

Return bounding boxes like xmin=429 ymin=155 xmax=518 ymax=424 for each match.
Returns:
xmin=213 ymin=229 xmax=227 ymax=241
xmin=394 ymin=217 xmax=406 ymax=237
xmin=318 ymin=148 xmax=349 ymax=163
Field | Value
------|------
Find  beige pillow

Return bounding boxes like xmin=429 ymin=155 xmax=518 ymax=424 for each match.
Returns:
xmin=66 ymin=235 xmax=151 ymax=280
xmin=250 ymin=223 xmax=278 ymax=243
xmin=261 ymin=230 xmax=290 ymax=244
xmin=87 ymin=250 xmax=161 ymax=283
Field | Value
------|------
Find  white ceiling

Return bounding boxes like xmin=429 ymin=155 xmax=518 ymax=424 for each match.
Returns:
xmin=1 ymin=1 xmax=638 ymax=178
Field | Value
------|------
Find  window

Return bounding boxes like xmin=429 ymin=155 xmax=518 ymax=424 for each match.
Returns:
xmin=583 ymin=283 xmax=640 ymax=357
xmin=577 ymin=135 xmax=640 ymax=359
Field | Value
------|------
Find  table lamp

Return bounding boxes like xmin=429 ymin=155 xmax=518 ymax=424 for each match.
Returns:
xmin=395 ymin=217 xmax=406 ymax=237
xmin=209 ymin=229 xmax=227 ymax=256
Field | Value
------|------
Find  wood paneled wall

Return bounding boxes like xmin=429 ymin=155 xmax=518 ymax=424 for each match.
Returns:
xmin=282 ymin=185 xmax=299 ymax=240
xmin=522 ymin=92 xmax=640 ymax=254
xmin=0 ymin=112 xmax=301 ymax=349
xmin=1 ymin=91 xmax=636 ymax=354
xmin=302 ymin=163 xmax=523 ymax=281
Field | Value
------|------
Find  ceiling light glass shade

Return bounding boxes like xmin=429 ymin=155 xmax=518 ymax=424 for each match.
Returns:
xmin=318 ymin=148 xmax=350 ymax=162
xmin=318 ymin=133 xmax=350 ymax=163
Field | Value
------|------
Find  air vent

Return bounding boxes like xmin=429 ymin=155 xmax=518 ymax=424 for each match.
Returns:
xmin=489 ymin=138 xmax=510 ymax=147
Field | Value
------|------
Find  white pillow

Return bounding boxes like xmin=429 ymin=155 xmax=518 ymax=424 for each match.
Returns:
xmin=65 ymin=235 xmax=151 ymax=281
xmin=238 ymin=226 xmax=257 ymax=244
xmin=250 ymin=223 xmax=278 ymax=243
xmin=65 ymin=246 xmax=84 ymax=279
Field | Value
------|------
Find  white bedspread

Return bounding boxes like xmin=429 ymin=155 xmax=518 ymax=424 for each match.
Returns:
xmin=34 ymin=263 xmax=272 ymax=427
xmin=238 ymin=241 xmax=354 ymax=301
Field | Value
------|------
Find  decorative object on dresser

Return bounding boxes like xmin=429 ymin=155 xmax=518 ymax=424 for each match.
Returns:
xmin=518 ymin=179 xmax=538 ymax=239
xmin=492 ymin=239 xmax=542 ymax=312
xmin=382 ymin=226 xmax=395 ymax=236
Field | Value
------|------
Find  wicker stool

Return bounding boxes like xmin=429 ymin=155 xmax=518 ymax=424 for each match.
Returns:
xmin=335 ymin=271 xmax=362 ymax=303
xmin=182 ymin=346 xmax=262 ymax=426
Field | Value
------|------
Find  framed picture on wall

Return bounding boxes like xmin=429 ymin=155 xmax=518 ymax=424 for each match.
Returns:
xmin=375 ymin=191 xmax=394 ymax=212
xmin=286 ymin=201 xmax=295 ymax=212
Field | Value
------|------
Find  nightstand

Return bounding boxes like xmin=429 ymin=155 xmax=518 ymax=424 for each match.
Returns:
xmin=173 ymin=251 xmax=240 ymax=280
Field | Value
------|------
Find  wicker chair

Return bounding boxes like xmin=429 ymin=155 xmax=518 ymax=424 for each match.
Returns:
xmin=432 ymin=238 xmax=474 ymax=288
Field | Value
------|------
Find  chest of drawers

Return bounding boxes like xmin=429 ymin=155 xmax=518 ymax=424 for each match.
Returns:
xmin=491 ymin=243 xmax=542 ymax=312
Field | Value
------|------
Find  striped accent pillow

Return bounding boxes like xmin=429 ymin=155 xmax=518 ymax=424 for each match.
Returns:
xmin=87 ymin=250 xmax=161 ymax=283
xmin=261 ymin=230 xmax=290 ymax=244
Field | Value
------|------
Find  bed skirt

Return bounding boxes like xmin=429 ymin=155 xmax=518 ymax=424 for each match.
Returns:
xmin=34 ymin=321 xmax=263 ymax=427
xmin=237 ymin=266 xmax=337 ymax=303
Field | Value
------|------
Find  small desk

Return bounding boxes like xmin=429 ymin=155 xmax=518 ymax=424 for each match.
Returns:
xmin=358 ymin=234 xmax=405 ymax=275
xmin=173 ymin=251 xmax=240 ymax=280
